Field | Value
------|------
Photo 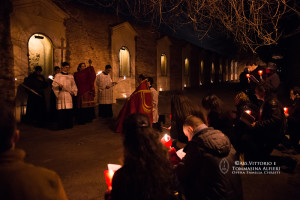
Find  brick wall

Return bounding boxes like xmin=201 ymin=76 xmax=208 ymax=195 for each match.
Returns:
xmin=0 ymin=0 xmax=14 ymax=103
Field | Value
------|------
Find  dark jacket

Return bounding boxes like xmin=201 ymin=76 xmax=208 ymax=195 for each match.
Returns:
xmin=175 ymin=127 xmax=243 ymax=200
xmin=287 ymin=98 xmax=300 ymax=134
xmin=253 ymin=96 xmax=286 ymax=148
xmin=0 ymin=149 xmax=68 ymax=200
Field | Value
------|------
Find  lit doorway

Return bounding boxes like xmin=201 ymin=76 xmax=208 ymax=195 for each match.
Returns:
xmin=28 ymin=33 xmax=53 ymax=77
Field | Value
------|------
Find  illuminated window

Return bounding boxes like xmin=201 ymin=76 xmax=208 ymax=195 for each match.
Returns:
xmin=230 ymin=60 xmax=234 ymax=81
xmin=211 ymin=62 xmax=215 ymax=83
xmin=119 ymin=46 xmax=130 ymax=77
xmin=219 ymin=64 xmax=223 ymax=82
xmin=28 ymin=33 xmax=53 ymax=77
xmin=199 ymin=60 xmax=204 ymax=84
xmin=226 ymin=61 xmax=229 ymax=81
xmin=161 ymin=54 xmax=167 ymax=76
xmin=184 ymin=58 xmax=189 ymax=75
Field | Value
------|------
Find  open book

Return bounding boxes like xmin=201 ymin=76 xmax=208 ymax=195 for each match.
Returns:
xmin=240 ymin=112 xmax=256 ymax=126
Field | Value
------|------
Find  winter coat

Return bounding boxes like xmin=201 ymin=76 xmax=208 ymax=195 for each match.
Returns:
xmin=175 ymin=126 xmax=243 ymax=200
xmin=253 ymin=96 xmax=286 ymax=149
xmin=0 ymin=149 xmax=68 ymax=200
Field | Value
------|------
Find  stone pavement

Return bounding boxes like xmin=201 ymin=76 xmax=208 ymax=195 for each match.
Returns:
xmin=16 ymin=84 xmax=300 ymax=200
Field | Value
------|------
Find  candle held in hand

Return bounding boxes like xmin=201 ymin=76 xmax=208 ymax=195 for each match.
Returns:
xmin=245 ymin=110 xmax=251 ymax=115
xmin=104 ymin=170 xmax=115 ymax=190
xmin=161 ymin=134 xmax=172 ymax=148
xmin=283 ymin=107 xmax=288 ymax=114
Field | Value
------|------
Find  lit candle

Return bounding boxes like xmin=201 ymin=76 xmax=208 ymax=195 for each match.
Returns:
xmin=245 ymin=110 xmax=251 ymax=115
xmin=246 ymin=73 xmax=250 ymax=83
xmin=184 ymin=84 xmax=187 ymax=87
xmin=161 ymin=134 xmax=172 ymax=148
xmin=258 ymin=70 xmax=263 ymax=79
xmin=123 ymin=76 xmax=126 ymax=80
xmin=122 ymin=94 xmax=127 ymax=98
xmin=14 ymin=78 xmax=17 ymax=81
xmin=283 ymin=107 xmax=288 ymax=114
xmin=104 ymin=170 xmax=114 ymax=190
xmin=159 ymin=88 xmax=162 ymax=91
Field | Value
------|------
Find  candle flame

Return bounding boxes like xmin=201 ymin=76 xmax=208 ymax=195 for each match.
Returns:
xmin=122 ymin=94 xmax=127 ymax=98
xmin=245 ymin=110 xmax=251 ymax=115
xmin=159 ymin=88 xmax=162 ymax=91
xmin=48 ymin=75 xmax=53 ymax=80
xmin=246 ymin=74 xmax=250 ymax=78
xmin=123 ymin=76 xmax=126 ymax=80
xmin=283 ymin=107 xmax=288 ymax=113
xmin=14 ymin=78 xmax=17 ymax=81
xmin=164 ymin=134 xmax=171 ymax=142
xmin=108 ymin=170 xmax=114 ymax=178
xmin=184 ymin=84 xmax=187 ymax=87
xmin=258 ymin=70 xmax=263 ymax=76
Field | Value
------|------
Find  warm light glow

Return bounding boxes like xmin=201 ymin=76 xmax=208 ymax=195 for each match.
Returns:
xmin=119 ymin=47 xmax=130 ymax=76
xmin=159 ymin=88 xmax=162 ymax=91
xmin=48 ymin=75 xmax=53 ymax=80
xmin=14 ymin=78 xmax=17 ymax=81
xmin=104 ymin=170 xmax=115 ymax=190
xmin=122 ymin=94 xmax=127 ymax=98
xmin=97 ymin=71 xmax=102 ymax=75
xmin=184 ymin=84 xmax=187 ymax=87
xmin=161 ymin=54 xmax=167 ymax=76
xmin=199 ymin=82 xmax=202 ymax=85
xmin=161 ymin=134 xmax=172 ymax=148
xmin=258 ymin=70 xmax=263 ymax=76
xmin=184 ymin=58 xmax=189 ymax=75
xmin=283 ymin=107 xmax=288 ymax=114
xmin=245 ymin=110 xmax=251 ymax=115
xmin=123 ymin=76 xmax=126 ymax=80
xmin=246 ymin=73 xmax=250 ymax=78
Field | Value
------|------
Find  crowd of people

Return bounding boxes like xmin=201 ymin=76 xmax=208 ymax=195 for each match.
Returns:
xmin=2 ymin=60 xmax=299 ymax=199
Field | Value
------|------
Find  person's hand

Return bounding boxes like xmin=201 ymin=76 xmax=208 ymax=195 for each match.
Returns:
xmin=169 ymin=147 xmax=180 ymax=166
xmin=104 ymin=189 xmax=112 ymax=200
xmin=284 ymin=113 xmax=289 ymax=117
xmin=251 ymin=122 xmax=256 ymax=127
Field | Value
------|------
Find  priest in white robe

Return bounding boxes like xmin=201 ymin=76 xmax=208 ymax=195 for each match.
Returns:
xmin=52 ymin=62 xmax=78 ymax=129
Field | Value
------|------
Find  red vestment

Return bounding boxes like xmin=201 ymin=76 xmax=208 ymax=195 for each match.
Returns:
xmin=115 ymin=80 xmax=153 ymax=133
xmin=74 ymin=66 xmax=96 ymax=108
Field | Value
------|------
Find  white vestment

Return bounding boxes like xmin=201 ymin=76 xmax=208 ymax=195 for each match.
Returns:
xmin=52 ymin=73 xmax=78 ymax=110
xmin=150 ymin=87 xmax=159 ymax=123
xmin=96 ymin=72 xmax=113 ymax=104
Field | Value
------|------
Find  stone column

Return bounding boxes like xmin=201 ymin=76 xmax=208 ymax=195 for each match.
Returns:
xmin=0 ymin=0 xmax=14 ymax=103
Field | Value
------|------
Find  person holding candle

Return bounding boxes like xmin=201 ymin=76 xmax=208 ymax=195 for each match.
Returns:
xmin=265 ymin=62 xmax=280 ymax=93
xmin=285 ymin=86 xmax=300 ymax=153
xmin=110 ymin=113 xmax=177 ymax=200
xmin=175 ymin=115 xmax=243 ymax=200
xmin=96 ymin=65 xmax=116 ymax=118
xmin=0 ymin=100 xmax=69 ymax=200
xmin=248 ymin=83 xmax=286 ymax=160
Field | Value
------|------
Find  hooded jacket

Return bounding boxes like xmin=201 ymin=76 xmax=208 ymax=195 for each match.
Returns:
xmin=176 ymin=127 xmax=243 ymax=200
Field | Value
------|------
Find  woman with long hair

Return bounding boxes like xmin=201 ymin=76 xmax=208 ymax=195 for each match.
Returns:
xmin=171 ymin=94 xmax=207 ymax=146
xmin=111 ymin=113 xmax=175 ymax=200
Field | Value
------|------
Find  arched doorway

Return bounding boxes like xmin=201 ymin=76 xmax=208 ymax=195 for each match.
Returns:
xmin=28 ymin=33 xmax=53 ymax=77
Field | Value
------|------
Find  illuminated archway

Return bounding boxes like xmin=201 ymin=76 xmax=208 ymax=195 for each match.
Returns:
xmin=119 ymin=46 xmax=131 ymax=77
xmin=28 ymin=33 xmax=53 ymax=77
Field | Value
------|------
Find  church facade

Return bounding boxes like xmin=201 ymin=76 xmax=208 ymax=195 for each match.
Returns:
xmin=10 ymin=0 xmax=241 ymax=118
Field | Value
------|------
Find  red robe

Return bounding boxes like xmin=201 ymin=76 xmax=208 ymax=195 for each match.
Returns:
xmin=116 ymin=80 xmax=153 ymax=133
xmin=74 ymin=66 xmax=96 ymax=108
